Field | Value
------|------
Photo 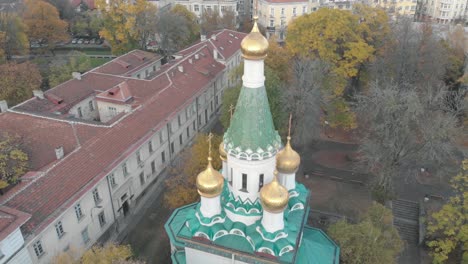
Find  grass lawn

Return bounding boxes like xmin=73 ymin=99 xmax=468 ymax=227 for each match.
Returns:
xmin=89 ymin=57 xmax=112 ymax=68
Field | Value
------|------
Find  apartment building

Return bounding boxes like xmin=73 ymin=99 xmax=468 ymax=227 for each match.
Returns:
xmin=0 ymin=29 xmax=246 ymax=264
xmin=416 ymin=0 xmax=467 ymax=23
xmin=173 ymin=0 xmax=238 ymax=19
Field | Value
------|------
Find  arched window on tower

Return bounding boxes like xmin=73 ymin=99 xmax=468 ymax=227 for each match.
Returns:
xmin=241 ymin=173 xmax=247 ymax=191
xmin=259 ymin=174 xmax=264 ymax=191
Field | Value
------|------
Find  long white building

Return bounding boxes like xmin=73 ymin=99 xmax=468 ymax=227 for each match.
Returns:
xmin=0 ymin=29 xmax=246 ymax=264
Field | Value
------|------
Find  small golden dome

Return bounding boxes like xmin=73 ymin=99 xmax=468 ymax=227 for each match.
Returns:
xmin=260 ymin=171 xmax=289 ymax=213
xmin=240 ymin=17 xmax=269 ymax=60
xmin=276 ymin=136 xmax=300 ymax=174
xmin=219 ymin=142 xmax=227 ymax=161
xmin=196 ymin=157 xmax=224 ymax=198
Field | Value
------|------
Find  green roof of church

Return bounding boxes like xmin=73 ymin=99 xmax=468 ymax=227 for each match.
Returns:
xmin=224 ymin=85 xmax=281 ymax=160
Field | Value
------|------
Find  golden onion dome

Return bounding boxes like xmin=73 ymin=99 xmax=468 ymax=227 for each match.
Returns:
xmin=240 ymin=17 xmax=269 ymax=60
xmin=276 ymin=136 xmax=300 ymax=174
xmin=196 ymin=157 xmax=224 ymax=198
xmin=260 ymin=171 xmax=289 ymax=213
xmin=219 ymin=142 xmax=227 ymax=161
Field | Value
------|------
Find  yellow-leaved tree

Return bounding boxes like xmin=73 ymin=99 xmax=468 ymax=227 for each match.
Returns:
xmin=22 ymin=0 xmax=69 ymax=53
xmin=427 ymin=160 xmax=468 ymax=264
xmin=96 ymin=0 xmax=158 ymax=54
xmin=164 ymin=133 xmax=222 ymax=209
xmin=52 ymin=244 xmax=143 ymax=264
xmin=0 ymin=133 xmax=29 ymax=190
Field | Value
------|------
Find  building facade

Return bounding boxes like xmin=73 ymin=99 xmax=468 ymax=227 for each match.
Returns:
xmin=165 ymin=19 xmax=339 ymax=264
xmin=173 ymin=0 xmax=238 ymax=20
xmin=416 ymin=0 xmax=467 ymax=23
xmin=0 ymin=29 xmax=246 ymax=264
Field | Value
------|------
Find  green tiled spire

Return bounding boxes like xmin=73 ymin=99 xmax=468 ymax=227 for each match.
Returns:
xmin=224 ymin=85 xmax=281 ymax=160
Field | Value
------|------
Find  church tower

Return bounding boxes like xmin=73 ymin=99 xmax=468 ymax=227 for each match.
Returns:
xmin=165 ymin=19 xmax=340 ymax=264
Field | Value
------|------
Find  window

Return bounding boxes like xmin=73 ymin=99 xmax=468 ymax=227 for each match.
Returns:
xmin=77 ymin=107 xmax=83 ymax=118
xmin=55 ymin=221 xmax=65 ymax=238
xmin=194 ymin=4 xmax=199 ymax=11
xmin=270 ymin=7 xmax=274 ymax=15
xmin=81 ymin=228 xmax=90 ymax=244
xmin=193 ymin=120 xmax=196 ymax=131
xmin=161 ymin=151 xmax=166 ymax=163
xmin=33 ymin=240 xmax=44 ymax=258
xmin=89 ymin=100 xmax=94 ymax=111
xmin=270 ymin=20 xmax=274 ymax=27
xmin=137 ymin=74 xmax=141 ymax=79
xmin=185 ymin=108 xmax=189 ymax=119
xmin=303 ymin=6 xmax=306 ymax=13
xmin=186 ymin=127 xmax=190 ymax=138
xmin=109 ymin=106 xmax=117 ymax=116
xmin=122 ymin=162 xmax=129 ymax=176
xmin=229 ymin=168 xmax=233 ymax=184
xmin=281 ymin=8 xmax=285 ymax=15
xmin=170 ymin=142 xmax=175 ymax=154
xmin=109 ymin=174 xmax=117 ymax=187
xmin=178 ymin=115 xmax=181 ymax=126
xmin=241 ymin=173 xmax=247 ymax=190
xmin=75 ymin=204 xmax=83 ymax=221
xmin=159 ymin=131 xmax=163 ymax=144
xmin=259 ymin=174 xmax=264 ymax=190
xmin=98 ymin=211 xmax=106 ymax=227
xmin=148 ymin=140 xmax=154 ymax=153
xmin=137 ymin=150 xmax=142 ymax=164
xmin=179 ymin=134 xmax=183 ymax=145
xmin=293 ymin=7 xmax=296 ymax=15
xmin=168 ymin=123 xmax=173 ymax=134
xmin=151 ymin=160 xmax=156 ymax=174
xmin=93 ymin=188 xmax=101 ymax=204
xmin=139 ymin=172 xmax=145 ymax=186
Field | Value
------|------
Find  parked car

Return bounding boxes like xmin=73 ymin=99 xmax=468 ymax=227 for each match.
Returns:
xmin=96 ymin=39 xmax=103 ymax=45
xmin=84 ymin=39 xmax=90 ymax=44
xmin=77 ymin=39 xmax=84 ymax=44
xmin=90 ymin=38 xmax=96 ymax=44
xmin=71 ymin=38 xmax=78 ymax=44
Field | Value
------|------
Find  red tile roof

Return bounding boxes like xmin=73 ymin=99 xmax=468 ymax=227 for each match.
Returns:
xmin=92 ymin=50 xmax=161 ymax=76
xmin=0 ymin=206 xmax=31 ymax=241
xmin=0 ymin=30 xmax=236 ymax=236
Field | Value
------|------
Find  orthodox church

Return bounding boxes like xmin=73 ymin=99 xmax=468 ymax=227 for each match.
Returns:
xmin=165 ymin=19 xmax=340 ymax=264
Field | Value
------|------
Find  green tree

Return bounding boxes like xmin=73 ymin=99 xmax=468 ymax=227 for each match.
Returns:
xmin=0 ymin=133 xmax=29 ymax=190
xmin=220 ymin=67 xmax=285 ymax=131
xmin=0 ymin=13 xmax=29 ymax=60
xmin=328 ymin=203 xmax=404 ymax=264
xmin=0 ymin=62 xmax=42 ymax=106
xmin=22 ymin=0 xmax=69 ymax=53
xmin=49 ymin=51 xmax=92 ymax=87
xmin=427 ymin=160 xmax=468 ymax=264
xmin=164 ymin=133 xmax=222 ymax=209
xmin=171 ymin=4 xmax=199 ymax=43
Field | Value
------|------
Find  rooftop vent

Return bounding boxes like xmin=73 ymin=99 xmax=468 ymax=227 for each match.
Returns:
xmin=108 ymin=87 xmax=119 ymax=96
xmin=72 ymin=72 xmax=81 ymax=80
xmin=201 ymin=35 xmax=207 ymax=41
xmin=133 ymin=52 xmax=146 ymax=61
xmin=178 ymin=65 xmax=184 ymax=73
xmin=116 ymin=60 xmax=131 ymax=68
xmin=46 ymin=94 xmax=64 ymax=105
xmin=33 ymin=90 xmax=44 ymax=100
xmin=189 ymin=58 xmax=193 ymax=64
xmin=0 ymin=100 xmax=8 ymax=113
xmin=195 ymin=54 xmax=199 ymax=60
xmin=211 ymin=35 xmax=217 ymax=41
xmin=55 ymin=146 xmax=64 ymax=160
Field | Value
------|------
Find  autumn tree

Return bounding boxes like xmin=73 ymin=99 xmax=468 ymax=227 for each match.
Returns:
xmin=49 ymin=51 xmax=92 ymax=87
xmin=171 ymin=4 xmax=199 ymax=43
xmin=265 ymin=38 xmax=291 ymax=82
xmin=164 ymin=133 xmax=222 ymax=209
xmin=0 ymin=62 xmax=42 ymax=106
xmin=22 ymin=0 xmax=69 ymax=52
xmin=46 ymin=0 xmax=76 ymax=20
xmin=96 ymin=0 xmax=158 ymax=54
xmin=200 ymin=9 xmax=236 ymax=34
xmin=220 ymin=67 xmax=285 ymax=132
xmin=0 ymin=133 xmax=29 ymax=190
xmin=52 ymin=244 xmax=143 ymax=264
xmin=427 ymin=160 xmax=468 ymax=264
xmin=355 ymin=81 xmax=462 ymax=200
xmin=71 ymin=11 xmax=103 ymax=38
xmin=328 ymin=203 xmax=404 ymax=264
xmin=0 ymin=12 xmax=29 ymax=60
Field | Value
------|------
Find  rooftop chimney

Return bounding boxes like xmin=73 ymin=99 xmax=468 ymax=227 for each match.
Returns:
xmin=201 ymin=35 xmax=206 ymax=41
xmin=211 ymin=34 xmax=217 ymax=41
xmin=72 ymin=72 xmax=82 ymax=80
xmin=195 ymin=54 xmax=199 ymax=60
xmin=0 ymin=100 xmax=8 ymax=113
xmin=213 ymin=49 xmax=218 ymax=59
xmin=55 ymin=146 xmax=64 ymax=160
xmin=33 ymin=90 xmax=44 ymax=99
xmin=189 ymin=58 xmax=193 ymax=64
xmin=178 ymin=65 xmax=184 ymax=73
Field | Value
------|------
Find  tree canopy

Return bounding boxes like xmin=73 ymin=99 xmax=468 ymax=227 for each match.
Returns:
xmin=52 ymin=243 xmax=144 ymax=264
xmin=22 ymin=0 xmax=69 ymax=51
xmin=427 ymin=160 xmax=468 ymax=264
xmin=0 ymin=12 xmax=29 ymax=60
xmin=164 ymin=133 xmax=222 ymax=209
xmin=328 ymin=203 xmax=404 ymax=264
xmin=0 ymin=61 xmax=42 ymax=106
xmin=0 ymin=133 xmax=29 ymax=190
xmin=49 ymin=51 xmax=92 ymax=88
